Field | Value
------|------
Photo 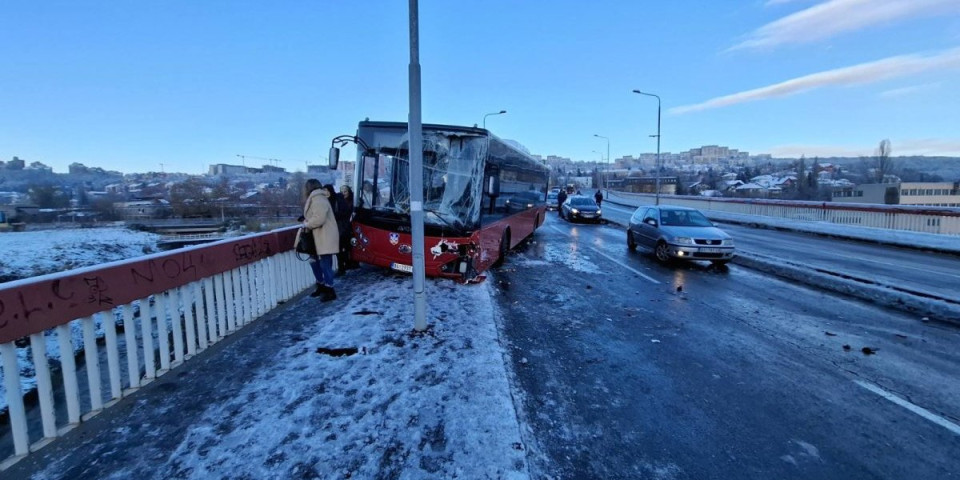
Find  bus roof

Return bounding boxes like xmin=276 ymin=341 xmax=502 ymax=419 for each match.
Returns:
xmin=358 ymin=120 xmax=546 ymax=173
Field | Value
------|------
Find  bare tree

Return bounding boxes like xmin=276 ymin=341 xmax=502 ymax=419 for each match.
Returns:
xmin=875 ymin=139 xmax=894 ymax=183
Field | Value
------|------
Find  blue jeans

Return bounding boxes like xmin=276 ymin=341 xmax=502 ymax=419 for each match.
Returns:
xmin=310 ymin=254 xmax=335 ymax=288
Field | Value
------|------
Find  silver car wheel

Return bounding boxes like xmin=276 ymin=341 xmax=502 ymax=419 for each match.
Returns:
xmin=655 ymin=241 xmax=671 ymax=263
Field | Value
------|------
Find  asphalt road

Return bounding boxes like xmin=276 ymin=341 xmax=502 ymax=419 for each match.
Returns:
xmin=493 ymin=213 xmax=960 ymax=479
xmin=600 ymin=201 xmax=960 ymax=304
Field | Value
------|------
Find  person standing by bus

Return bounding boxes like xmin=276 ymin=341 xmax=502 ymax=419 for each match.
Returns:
xmin=336 ymin=185 xmax=356 ymax=273
xmin=302 ymin=179 xmax=340 ymax=301
xmin=557 ymin=189 xmax=567 ymax=216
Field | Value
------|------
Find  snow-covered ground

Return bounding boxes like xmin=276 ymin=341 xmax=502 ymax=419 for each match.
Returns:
xmin=0 ymin=226 xmax=161 ymax=282
xmin=2 ymin=228 xmax=533 ymax=477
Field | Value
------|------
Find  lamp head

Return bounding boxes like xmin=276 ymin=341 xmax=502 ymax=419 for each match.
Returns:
xmin=632 ymin=89 xmax=642 ymax=94
xmin=499 ymin=110 xmax=507 ymax=114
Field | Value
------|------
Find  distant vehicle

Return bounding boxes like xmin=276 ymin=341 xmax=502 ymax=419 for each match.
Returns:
xmin=626 ymin=205 xmax=735 ymax=265
xmin=546 ymin=191 xmax=559 ymax=210
xmin=560 ymin=195 xmax=602 ymax=223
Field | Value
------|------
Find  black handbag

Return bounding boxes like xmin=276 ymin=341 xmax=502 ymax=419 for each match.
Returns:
xmin=296 ymin=227 xmax=316 ymax=257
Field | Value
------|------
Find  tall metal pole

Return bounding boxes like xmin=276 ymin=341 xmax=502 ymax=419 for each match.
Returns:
xmin=483 ymin=110 xmax=506 ymax=130
xmin=655 ymin=99 xmax=661 ymax=205
xmin=594 ymin=134 xmax=609 ymax=196
xmin=409 ymin=0 xmax=427 ymax=331
xmin=633 ymin=90 xmax=661 ymax=205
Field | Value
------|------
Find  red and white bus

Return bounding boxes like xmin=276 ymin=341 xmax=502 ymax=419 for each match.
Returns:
xmin=332 ymin=120 xmax=549 ymax=282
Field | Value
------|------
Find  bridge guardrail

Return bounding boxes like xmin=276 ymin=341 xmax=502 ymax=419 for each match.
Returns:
xmin=605 ymin=191 xmax=960 ymax=236
xmin=0 ymin=225 xmax=311 ymax=470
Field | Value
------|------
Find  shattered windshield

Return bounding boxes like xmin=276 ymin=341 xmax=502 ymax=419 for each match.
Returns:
xmin=358 ymin=130 xmax=486 ymax=230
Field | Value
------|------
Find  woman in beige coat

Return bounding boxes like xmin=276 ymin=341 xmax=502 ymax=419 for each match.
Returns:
xmin=300 ymin=179 xmax=339 ymax=301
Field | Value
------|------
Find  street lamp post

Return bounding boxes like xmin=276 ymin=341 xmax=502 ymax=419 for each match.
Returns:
xmin=593 ymin=134 xmax=609 ymax=197
xmin=632 ymin=90 xmax=661 ymax=205
xmin=409 ymin=0 xmax=427 ymax=331
xmin=483 ymin=110 xmax=507 ymax=130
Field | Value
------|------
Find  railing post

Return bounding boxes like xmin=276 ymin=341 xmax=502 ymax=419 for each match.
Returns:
xmin=226 ymin=269 xmax=238 ymax=332
xmin=141 ymin=298 xmax=156 ymax=380
xmin=214 ymin=273 xmax=228 ymax=337
xmin=203 ymin=277 xmax=217 ymax=343
xmin=122 ymin=304 xmax=140 ymax=390
xmin=29 ymin=332 xmax=58 ymax=439
xmin=0 ymin=342 xmax=29 ymax=456
xmin=82 ymin=315 xmax=103 ymax=413
xmin=170 ymin=288 xmax=185 ymax=365
xmin=104 ymin=310 xmax=123 ymax=400
xmin=155 ymin=294 xmax=171 ymax=373
xmin=56 ymin=323 xmax=82 ymax=424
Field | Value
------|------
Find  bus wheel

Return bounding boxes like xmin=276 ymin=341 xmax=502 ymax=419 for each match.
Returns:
xmin=493 ymin=229 xmax=510 ymax=267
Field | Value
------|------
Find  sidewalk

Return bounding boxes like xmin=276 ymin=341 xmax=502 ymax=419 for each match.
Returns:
xmin=6 ymin=271 xmax=530 ymax=480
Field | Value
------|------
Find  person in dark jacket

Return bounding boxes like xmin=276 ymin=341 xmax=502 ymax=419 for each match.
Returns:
xmin=336 ymin=185 xmax=356 ymax=273
xmin=594 ymin=189 xmax=603 ymax=207
xmin=557 ymin=189 xmax=568 ymax=216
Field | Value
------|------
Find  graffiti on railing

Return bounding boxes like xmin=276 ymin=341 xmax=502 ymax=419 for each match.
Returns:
xmin=130 ymin=251 xmax=204 ymax=286
xmin=0 ymin=227 xmax=300 ymax=344
xmin=233 ymin=237 xmax=273 ymax=262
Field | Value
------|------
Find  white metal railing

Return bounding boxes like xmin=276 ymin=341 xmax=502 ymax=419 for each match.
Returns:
xmin=0 ymin=226 xmax=313 ymax=470
xmin=606 ymin=191 xmax=960 ymax=236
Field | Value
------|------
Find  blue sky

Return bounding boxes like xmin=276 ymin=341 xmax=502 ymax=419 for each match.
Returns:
xmin=2 ymin=0 xmax=959 ymax=174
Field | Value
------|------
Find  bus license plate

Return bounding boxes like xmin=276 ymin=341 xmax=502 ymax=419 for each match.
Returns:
xmin=391 ymin=262 xmax=413 ymax=273
xmin=700 ymin=248 xmax=724 ymax=253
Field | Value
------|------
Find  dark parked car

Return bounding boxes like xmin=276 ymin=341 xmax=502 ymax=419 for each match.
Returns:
xmin=627 ymin=205 xmax=735 ymax=265
xmin=560 ymin=195 xmax=602 ymax=223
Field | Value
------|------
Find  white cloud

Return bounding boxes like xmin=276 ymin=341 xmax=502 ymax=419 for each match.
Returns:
xmin=670 ymin=47 xmax=960 ymax=114
xmin=732 ymin=0 xmax=960 ymax=51
xmin=879 ymin=82 xmax=942 ymax=98
xmin=768 ymin=139 xmax=960 ymax=157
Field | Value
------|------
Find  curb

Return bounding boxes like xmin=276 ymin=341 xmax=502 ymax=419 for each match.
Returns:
xmin=731 ymin=253 xmax=960 ymax=326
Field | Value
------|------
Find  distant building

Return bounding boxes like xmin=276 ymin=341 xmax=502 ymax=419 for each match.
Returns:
xmin=27 ymin=161 xmax=53 ymax=172
xmin=6 ymin=157 xmax=25 ymax=170
xmin=898 ymin=182 xmax=960 ymax=207
xmin=113 ymin=199 xmax=172 ymax=219
xmin=209 ymin=164 xmax=248 ymax=176
xmin=832 ymin=181 xmax=960 ymax=206
xmin=261 ymin=165 xmax=286 ymax=173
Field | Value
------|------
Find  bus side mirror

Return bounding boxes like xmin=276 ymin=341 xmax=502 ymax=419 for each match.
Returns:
xmin=486 ymin=176 xmax=500 ymax=196
xmin=328 ymin=147 xmax=340 ymax=169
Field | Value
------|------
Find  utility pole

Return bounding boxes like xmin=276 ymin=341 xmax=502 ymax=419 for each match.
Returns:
xmin=409 ymin=0 xmax=427 ymax=332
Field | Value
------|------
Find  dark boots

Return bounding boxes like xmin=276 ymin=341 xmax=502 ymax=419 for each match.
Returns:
xmin=310 ymin=284 xmax=337 ymax=302
xmin=321 ymin=288 xmax=337 ymax=302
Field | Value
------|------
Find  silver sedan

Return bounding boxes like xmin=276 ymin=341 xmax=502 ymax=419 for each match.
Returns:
xmin=627 ymin=205 xmax=735 ymax=265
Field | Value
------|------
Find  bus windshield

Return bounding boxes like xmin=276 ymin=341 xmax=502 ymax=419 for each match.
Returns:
xmin=358 ymin=130 xmax=487 ymax=231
